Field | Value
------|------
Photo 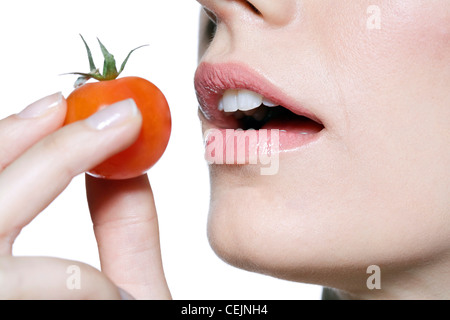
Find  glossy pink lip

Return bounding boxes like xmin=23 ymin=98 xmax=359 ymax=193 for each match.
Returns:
xmin=194 ymin=62 xmax=323 ymax=127
xmin=194 ymin=62 xmax=324 ymax=162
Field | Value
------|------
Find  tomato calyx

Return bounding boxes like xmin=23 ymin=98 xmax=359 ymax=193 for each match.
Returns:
xmin=67 ymin=35 xmax=148 ymax=88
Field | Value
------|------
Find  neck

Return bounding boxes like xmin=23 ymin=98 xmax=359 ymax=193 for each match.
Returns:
xmin=324 ymin=256 xmax=450 ymax=300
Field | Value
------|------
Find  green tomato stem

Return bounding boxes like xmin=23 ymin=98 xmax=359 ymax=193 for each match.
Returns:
xmin=67 ymin=34 xmax=148 ymax=88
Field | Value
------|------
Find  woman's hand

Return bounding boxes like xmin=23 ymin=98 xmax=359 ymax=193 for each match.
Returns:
xmin=0 ymin=92 xmax=170 ymax=299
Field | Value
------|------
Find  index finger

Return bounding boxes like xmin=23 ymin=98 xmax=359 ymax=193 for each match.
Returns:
xmin=0 ymin=99 xmax=141 ymax=254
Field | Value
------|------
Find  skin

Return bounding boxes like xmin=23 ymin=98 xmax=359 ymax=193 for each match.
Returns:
xmin=197 ymin=0 xmax=450 ymax=299
xmin=0 ymin=94 xmax=170 ymax=299
xmin=0 ymin=0 xmax=448 ymax=300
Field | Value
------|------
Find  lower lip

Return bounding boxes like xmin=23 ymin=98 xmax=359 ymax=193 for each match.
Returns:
xmin=203 ymin=125 xmax=321 ymax=166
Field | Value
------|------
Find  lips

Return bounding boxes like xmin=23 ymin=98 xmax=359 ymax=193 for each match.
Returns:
xmin=195 ymin=62 xmax=324 ymax=165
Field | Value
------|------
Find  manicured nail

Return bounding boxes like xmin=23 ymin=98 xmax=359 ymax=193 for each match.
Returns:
xmin=85 ymin=99 xmax=139 ymax=130
xmin=17 ymin=92 xmax=63 ymax=119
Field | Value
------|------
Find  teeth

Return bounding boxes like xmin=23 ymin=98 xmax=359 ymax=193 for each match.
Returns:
xmin=238 ymin=89 xmax=263 ymax=111
xmin=220 ymin=89 xmax=278 ymax=113
xmin=222 ymin=90 xmax=239 ymax=112
xmin=222 ymin=89 xmax=262 ymax=112
xmin=262 ymin=98 xmax=278 ymax=107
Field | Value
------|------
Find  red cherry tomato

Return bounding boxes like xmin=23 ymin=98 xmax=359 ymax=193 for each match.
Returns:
xmin=64 ymin=36 xmax=171 ymax=180
xmin=65 ymin=76 xmax=171 ymax=180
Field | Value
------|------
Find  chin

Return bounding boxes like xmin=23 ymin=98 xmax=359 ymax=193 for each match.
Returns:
xmin=205 ymin=162 xmax=341 ymax=286
xmin=204 ymin=161 xmax=449 ymax=293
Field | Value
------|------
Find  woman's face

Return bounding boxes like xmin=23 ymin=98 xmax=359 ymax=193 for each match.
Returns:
xmin=195 ymin=0 xmax=450 ymax=298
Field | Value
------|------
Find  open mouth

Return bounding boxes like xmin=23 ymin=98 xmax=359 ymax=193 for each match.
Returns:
xmin=195 ymin=62 xmax=325 ymax=168
xmin=218 ymin=89 xmax=324 ymax=133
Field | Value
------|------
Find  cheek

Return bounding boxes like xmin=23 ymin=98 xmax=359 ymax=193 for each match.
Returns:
xmin=319 ymin=1 xmax=450 ymax=72
xmin=326 ymin=0 xmax=450 ymax=251
xmin=322 ymin=0 xmax=450 ymax=142
xmin=389 ymin=1 xmax=450 ymax=45
xmin=360 ymin=1 xmax=449 ymax=70
xmin=379 ymin=1 xmax=450 ymax=67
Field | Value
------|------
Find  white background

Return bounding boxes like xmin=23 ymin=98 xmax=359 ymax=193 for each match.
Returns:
xmin=0 ymin=0 xmax=322 ymax=299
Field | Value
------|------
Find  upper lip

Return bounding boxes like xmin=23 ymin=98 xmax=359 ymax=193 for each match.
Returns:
xmin=194 ymin=62 xmax=323 ymax=128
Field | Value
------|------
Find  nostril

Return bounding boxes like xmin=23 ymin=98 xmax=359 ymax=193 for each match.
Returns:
xmin=241 ymin=0 xmax=297 ymax=26
xmin=243 ymin=1 xmax=261 ymax=16
xmin=203 ymin=7 xmax=219 ymax=24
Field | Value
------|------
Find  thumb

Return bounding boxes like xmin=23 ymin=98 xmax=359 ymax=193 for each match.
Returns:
xmin=0 ymin=256 xmax=122 ymax=300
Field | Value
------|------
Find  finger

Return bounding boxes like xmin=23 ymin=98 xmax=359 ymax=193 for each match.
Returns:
xmin=0 ymin=92 xmax=66 ymax=173
xmin=86 ymin=174 xmax=171 ymax=300
xmin=0 ymin=256 xmax=122 ymax=300
xmin=0 ymin=99 xmax=142 ymax=254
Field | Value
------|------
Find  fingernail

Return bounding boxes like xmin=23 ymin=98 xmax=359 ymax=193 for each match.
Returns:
xmin=85 ymin=99 xmax=139 ymax=130
xmin=118 ymin=287 xmax=136 ymax=300
xmin=17 ymin=92 xmax=63 ymax=119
